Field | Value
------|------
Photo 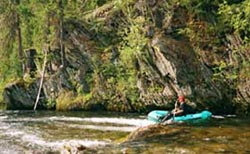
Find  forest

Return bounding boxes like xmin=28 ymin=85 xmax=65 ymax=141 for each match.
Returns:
xmin=0 ymin=0 xmax=250 ymax=115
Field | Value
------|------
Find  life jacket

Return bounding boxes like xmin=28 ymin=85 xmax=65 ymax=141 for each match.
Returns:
xmin=185 ymin=104 xmax=195 ymax=114
xmin=180 ymin=103 xmax=195 ymax=115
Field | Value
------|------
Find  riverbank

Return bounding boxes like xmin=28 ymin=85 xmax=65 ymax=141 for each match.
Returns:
xmin=0 ymin=103 xmax=6 ymax=110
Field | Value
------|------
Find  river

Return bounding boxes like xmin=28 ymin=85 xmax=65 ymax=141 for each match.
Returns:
xmin=0 ymin=110 xmax=249 ymax=153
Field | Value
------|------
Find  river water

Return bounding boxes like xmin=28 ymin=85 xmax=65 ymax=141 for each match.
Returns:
xmin=0 ymin=110 xmax=249 ymax=154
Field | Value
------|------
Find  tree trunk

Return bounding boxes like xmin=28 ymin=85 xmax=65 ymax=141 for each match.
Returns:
xmin=59 ymin=0 xmax=66 ymax=68
xmin=16 ymin=12 xmax=25 ymax=74
xmin=34 ymin=50 xmax=47 ymax=110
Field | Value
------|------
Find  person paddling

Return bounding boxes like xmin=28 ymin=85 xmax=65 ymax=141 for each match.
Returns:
xmin=161 ymin=95 xmax=194 ymax=122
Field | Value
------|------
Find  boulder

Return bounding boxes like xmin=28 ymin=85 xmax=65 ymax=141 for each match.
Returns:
xmin=3 ymin=80 xmax=46 ymax=110
xmin=124 ymin=124 xmax=185 ymax=142
xmin=61 ymin=143 xmax=97 ymax=154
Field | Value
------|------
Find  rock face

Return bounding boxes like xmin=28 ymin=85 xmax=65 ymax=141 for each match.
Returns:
xmin=3 ymin=80 xmax=46 ymax=110
xmin=235 ymin=78 xmax=250 ymax=115
xmin=138 ymin=36 xmax=230 ymax=113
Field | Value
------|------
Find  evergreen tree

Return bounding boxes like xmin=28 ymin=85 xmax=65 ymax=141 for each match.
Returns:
xmin=0 ymin=0 xmax=25 ymax=75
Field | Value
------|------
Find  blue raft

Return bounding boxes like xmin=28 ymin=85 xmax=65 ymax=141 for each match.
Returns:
xmin=147 ymin=110 xmax=212 ymax=123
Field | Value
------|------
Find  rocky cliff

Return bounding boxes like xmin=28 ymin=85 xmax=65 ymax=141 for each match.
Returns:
xmin=2 ymin=0 xmax=249 ymax=115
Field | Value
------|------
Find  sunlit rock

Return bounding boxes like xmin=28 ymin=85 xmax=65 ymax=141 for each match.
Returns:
xmin=61 ymin=143 xmax=97 ymax=154
xmin=124 ymin=124 xmax=184 ymax=142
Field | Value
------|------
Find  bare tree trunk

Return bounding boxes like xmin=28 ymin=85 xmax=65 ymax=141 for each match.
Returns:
xmin=59 ymin=0 xmax=66 ymax=68
xmin=16 ymin=12 xmax=25 ymax=74
xmin=45 ymin=12 xmax=53 ymax=73
xmin=34 ymin=50 xmax=47 ymax=110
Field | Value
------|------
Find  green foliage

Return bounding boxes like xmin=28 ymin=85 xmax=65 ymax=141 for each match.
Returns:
xmin=0 ymin=51 xmax=23 ymax=102
xmin=239 ymin=61 xmax=250 ymax=79
xmin=84 ymin=0 xmax=99 ymax=10
xmin=213 ymin=61 xmax=237 ymax=83
xmin=0 ymin=1 xmax=17 ymax=55
xmin=56 ymin=91 xmax=76 ymax=111
xmin=46 ymin=98 xmax=56 ymax=109
xmin=107 ymin=2 xmax=149 ymax=108
xmin=178 ymin=0 xmax=220 ymax=20
xmin=1 ymin=0 xmax=250 ymax=113
xmin=0 ymin=103 xmax=6 ymax=110
xmin=56 ymin=90 xmax=94 ymax=111
xmin=215 ymin=1 xmax=250 ymax=86
xmin=0 ymin=1 xmax=35 ymax=98
xmin=218 ymin=1 xmax=250 ymax=38
xmin=85 ymin=0 xmax=150 ymax=111
xmin=176 ymin=0 xmax=250 ymax=84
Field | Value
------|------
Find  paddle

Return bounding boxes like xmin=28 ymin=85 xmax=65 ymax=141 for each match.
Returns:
xmin=160 ymin=99 xmax=178 ymax=124
xmin=172 ymin=99 xmax=178 ymax=120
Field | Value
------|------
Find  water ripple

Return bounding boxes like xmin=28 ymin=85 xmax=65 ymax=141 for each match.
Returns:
xmin=67 ymin=124 xmax=137 ymax=132
xmin=48 ymin=116 xmax=154 ymax=126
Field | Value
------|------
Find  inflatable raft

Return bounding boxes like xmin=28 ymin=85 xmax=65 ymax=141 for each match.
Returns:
xmin=147 ymin=110 xmax=212 ymax=123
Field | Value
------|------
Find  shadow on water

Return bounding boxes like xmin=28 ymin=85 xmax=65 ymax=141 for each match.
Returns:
xmin=192 ymin=116 xmax=250 ymax=127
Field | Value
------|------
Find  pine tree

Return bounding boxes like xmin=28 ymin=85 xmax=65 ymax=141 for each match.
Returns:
xmin=0 ymin=0 xmax=25 ymax=75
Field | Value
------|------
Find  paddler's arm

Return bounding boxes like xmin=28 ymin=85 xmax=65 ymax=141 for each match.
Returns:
xmin=173 ymin=109 xmax=184 ymax=116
